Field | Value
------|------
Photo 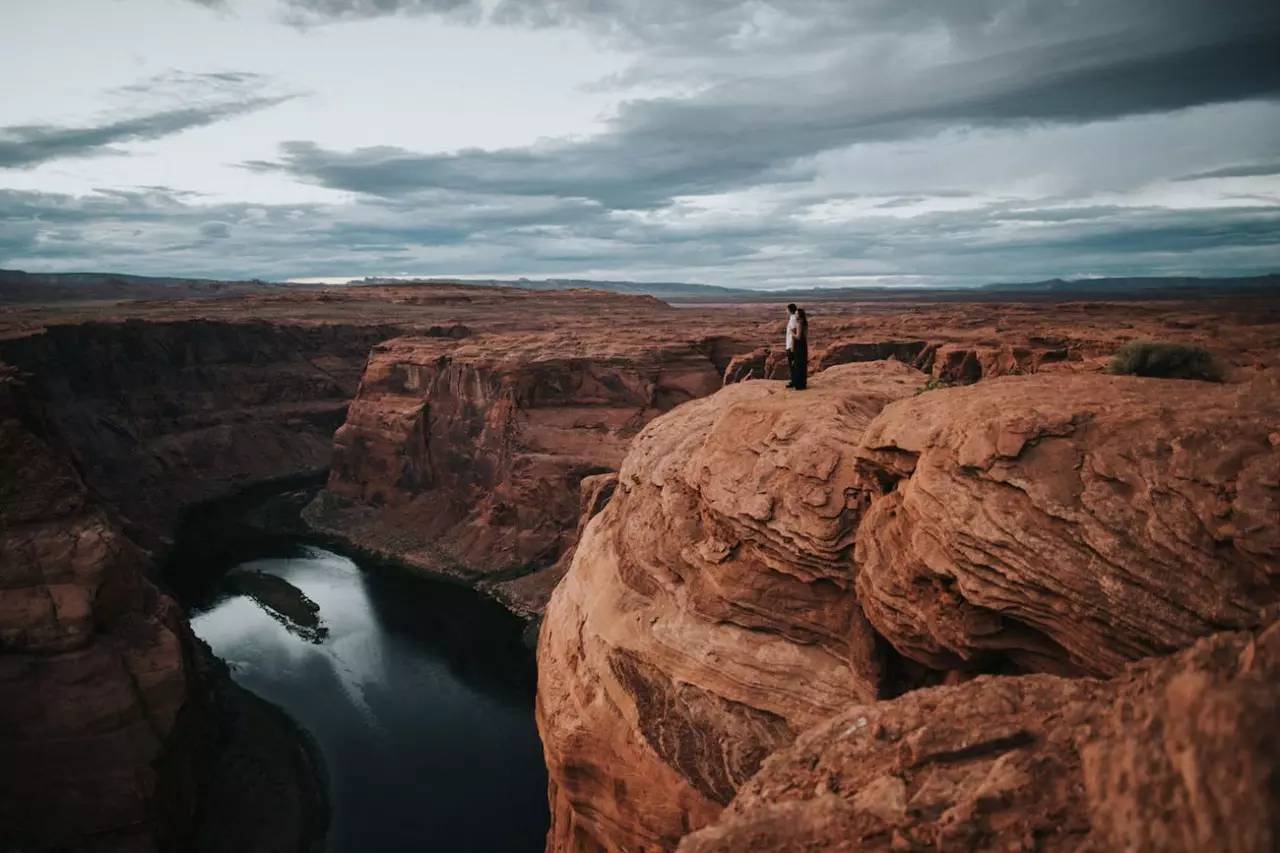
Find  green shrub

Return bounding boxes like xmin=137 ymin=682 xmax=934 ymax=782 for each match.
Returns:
xmin=1107 ymin=342 xmax=1223 ymax=381
xmin=915 ymin=377 xmax=954 ymax=395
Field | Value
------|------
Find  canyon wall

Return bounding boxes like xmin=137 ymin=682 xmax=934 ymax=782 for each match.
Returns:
xmin=537 ymin=361 xmax=929 ymax=850
xmin=725 ymin=338 xmax=1077 ymax=386
xmin=308 ymin=332 xmax=731 ymax=612
xmin=0 ymin=319 xmax=398 ymax=547
xmin=538 ymin=365 xmax=1280 ymax=850
xmin=0 ymin=317 xmax=394 ymax=851
xmin=0 ymin=367 xmax=200 ymax=850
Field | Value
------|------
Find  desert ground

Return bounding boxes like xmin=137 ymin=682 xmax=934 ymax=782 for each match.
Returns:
xmin=1 ymin=282 xmax=1277 ymax=851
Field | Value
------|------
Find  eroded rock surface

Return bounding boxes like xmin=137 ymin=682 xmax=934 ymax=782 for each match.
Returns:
xmin=0 ymin=320 xmax=396 ymax=546
xmin=855 ymin=373 xmax=1280 ymax=676
xmin=0 ymin=369 xmax=196 ymax=850
xmin=537 ymin=361 xmax=927 ymax=851
xmin=680 ymin=621 xmax=1280 ymax=852
xmin=310 ymin=331 xmax=728 ymax=590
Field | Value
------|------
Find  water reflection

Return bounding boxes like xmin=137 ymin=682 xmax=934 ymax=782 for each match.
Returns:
xmin=192 ymin=545 xmax=548 ymax=853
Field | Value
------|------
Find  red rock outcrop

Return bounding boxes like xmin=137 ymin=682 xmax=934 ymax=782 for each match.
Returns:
xmin=308 ymin=331 xmax=727 ymax=595
xmin=680 ymin=620 xmax=1280 ymax=852
xmin=726 ymin=339 xmax=1076 ymax=387
xmin=927 ymin=341 xmax=1071 ymax=384
xmin=812 ymin=339 xmax=931 ymax=373
xmin=854 ymin=373 xmax=1280 ymax=677
xmin=537 ymin=361 xmax=928 ymax=851
xmin=0 ymin=368 xmax=196 ymax=851
xmin=490 ymin=472 xmax=620 ymax=620
xmin=722 ymin=346 xmax=789 ymax=383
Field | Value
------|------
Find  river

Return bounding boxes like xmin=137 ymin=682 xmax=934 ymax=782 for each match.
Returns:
xmin=190 ymin=543 xmax=550 ymax=852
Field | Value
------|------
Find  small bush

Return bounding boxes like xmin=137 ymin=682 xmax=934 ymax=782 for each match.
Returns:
xmin=1107 ymin=342 xmax=1223 ymax=381
xmin=916 ymin=377 xmax=954 ymax=395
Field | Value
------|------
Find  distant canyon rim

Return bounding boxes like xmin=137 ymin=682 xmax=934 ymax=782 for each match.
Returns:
xmin=1 ymin=277 xmax=1277 ymax=851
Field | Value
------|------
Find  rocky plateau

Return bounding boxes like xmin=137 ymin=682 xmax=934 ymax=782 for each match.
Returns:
xmin=2 ymin=282 xmax=1278 ymax=850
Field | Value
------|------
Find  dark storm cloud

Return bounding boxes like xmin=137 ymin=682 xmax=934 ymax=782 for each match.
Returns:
xmin=4 ymin=186 xmax=1277 ymax=283
xmin=279 ymin=0 xmax=479 ymax=23
xmin=35 ymin=0 xmax=1280 ymax=282
xmin=0 ymin=98 xmax=294 ymax=169
xmin=245 ymin=20 xmax=1280 ymax=209
xmin=231 ymin=0 xmax=1280 ymax=211
xmin=199 ymin=221 xmax=232 ymax=239
xmin=1176 ymin=161 xmax=1280 ymax=181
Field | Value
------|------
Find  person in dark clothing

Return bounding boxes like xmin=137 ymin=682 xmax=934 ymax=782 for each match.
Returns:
xmin=785 ymin=303 xmax=808 ymax=389
xmin=793 ymin=308 xmax=809 ymax=389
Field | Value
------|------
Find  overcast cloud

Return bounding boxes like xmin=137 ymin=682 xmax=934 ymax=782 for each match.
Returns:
xmin=1 ymin=0 xmax=1277 ymax=286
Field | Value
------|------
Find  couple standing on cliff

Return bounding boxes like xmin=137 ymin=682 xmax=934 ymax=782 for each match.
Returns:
xmin=785 ymin=303 xmax=808 ymax=390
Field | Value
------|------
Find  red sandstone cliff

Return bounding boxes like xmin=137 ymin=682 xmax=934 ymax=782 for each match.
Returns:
xmin=855 ymin=374 xmax=1279 ymax=677
xmin=0 ymin=317 xmax=382 ymax=851
xmin=537 ymin=363 xmax=1280 ymax=851
xmin=537 ymin=362 xmax=929 ymax=850
xmin=2 ymin=287 xmax=1277 ymax=849
xmin=681 ymin=622 xmax=1280 ymax=852
xmin=307 ymin=330 xmax=730 ymax=609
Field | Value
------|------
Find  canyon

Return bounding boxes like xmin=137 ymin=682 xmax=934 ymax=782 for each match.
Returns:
xmin=1 ymin=282 xmax=1277 ymax=850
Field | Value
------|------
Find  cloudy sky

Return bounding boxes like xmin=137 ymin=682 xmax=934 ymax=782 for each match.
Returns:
xmin=2 ymin=0 xmax=1278 ymax=287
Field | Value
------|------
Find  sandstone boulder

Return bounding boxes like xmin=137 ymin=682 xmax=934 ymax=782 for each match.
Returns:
xmin=680 ymin=621 xmax=1280 ymax=852
xmin=928 ymin=342 xmax=1070 ymax=384
xmin=855 ymin=373 xmax=1280 ymax=676
xmin=722 ymin=346 xmax=789 ymax=384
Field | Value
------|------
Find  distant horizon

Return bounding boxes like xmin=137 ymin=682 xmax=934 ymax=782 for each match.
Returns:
xmin=6 ymin=265 xmax=1278 ymax=295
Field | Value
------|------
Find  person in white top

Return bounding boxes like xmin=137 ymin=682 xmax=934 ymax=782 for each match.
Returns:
xmin=785 ymin=303 xmax=807 ymax=389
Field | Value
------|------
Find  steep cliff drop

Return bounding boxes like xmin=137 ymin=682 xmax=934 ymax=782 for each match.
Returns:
xmin=0 ymin=317 xmax=387 ymax=851
xmin=0 ymin=366 xmax=197 ymax=850
xmin=536 ymin=361 xmax=929 ymax=850
xmin=306 ymin=332 xmax=728 ymax=616
xmin=0 ymin=320 xmax=396 ymax=549
xmin=537 ymin=364 xmax=1280 ymax=851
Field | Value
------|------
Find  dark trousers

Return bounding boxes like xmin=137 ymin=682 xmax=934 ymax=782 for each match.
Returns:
xmin=788 ymin=342 xmax=807 ymax=389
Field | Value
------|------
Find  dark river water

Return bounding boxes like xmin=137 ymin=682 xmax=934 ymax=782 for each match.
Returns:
xmin=190 ymin=544 xmax=550 ymax=852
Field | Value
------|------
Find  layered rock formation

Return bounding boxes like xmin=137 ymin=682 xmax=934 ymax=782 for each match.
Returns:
xmin=308 ymin=330 xmax=729 ymax=603
xmin=0 ymin=368 xmax=197 ymax=850
xmin=726 ymin=338 xmax=1077 ymax=386
xmin=681 ymin=621 xmax=1280 ymax=852
xmin=537 ymin=362 xmax=928 ymax=851
xmin=3 ymin=283 xmax=1277 ymax=850
xmin=855 ymin=373 xmax=1280 ymax=676
xmin=0 ymin=320 xmax=396 ymax=546
xmin=0 ymin=366 xmax=328 ymax=852
xmin=539 ymin=362 xmax=1280 ymax=851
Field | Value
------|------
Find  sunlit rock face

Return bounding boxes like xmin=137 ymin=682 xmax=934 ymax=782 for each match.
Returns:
xmin=538 ymin=358 xmax=1280 ymax=852
xmin=537 ymin=361 xmax=928 ymax=851
xmin=854 ymin=372 xmax=1280 ymax=677
xmin=681 ymin=622 xmax=1280 ymax=852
